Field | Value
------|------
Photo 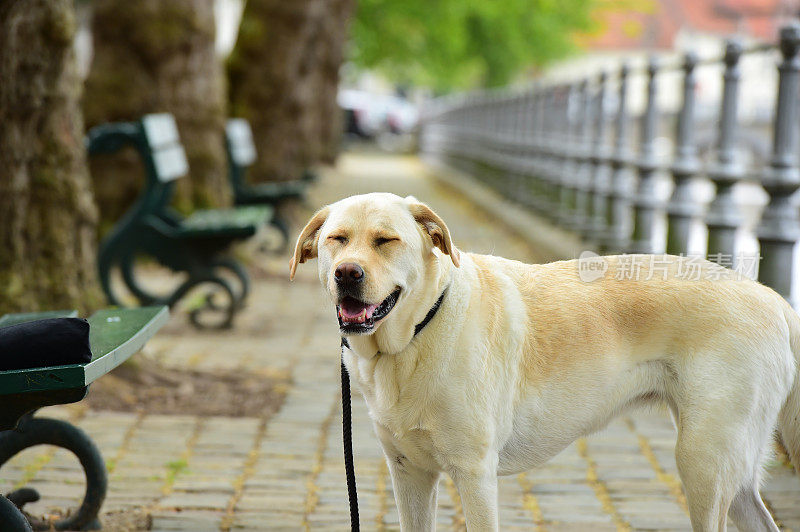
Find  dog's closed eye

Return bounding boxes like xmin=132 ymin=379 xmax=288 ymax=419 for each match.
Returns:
xmin=375 ymin=237 xmax=399 ymax=246
xmin=328 ymin=235 xmax=348 ymax=244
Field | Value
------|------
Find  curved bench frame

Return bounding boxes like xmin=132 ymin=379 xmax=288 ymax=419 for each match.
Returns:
xmin=0 ymin=414 xmax=106 ymax=531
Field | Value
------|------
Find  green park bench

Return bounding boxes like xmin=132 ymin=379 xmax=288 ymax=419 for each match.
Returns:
xmin=0 ymin=306 xmax=168 ymax=531
xmin=225 ymin=118 xmax=314 ymax=245
xmin=87 ymin=113 xmax=270 ymax=329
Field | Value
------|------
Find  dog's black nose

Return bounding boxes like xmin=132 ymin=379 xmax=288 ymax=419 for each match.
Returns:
xmin=335 ymin=262 xmax=364 ymax=285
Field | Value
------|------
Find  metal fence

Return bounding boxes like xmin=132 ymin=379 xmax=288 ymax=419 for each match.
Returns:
xmin=420 ymin=23 xmax=800 ymax=308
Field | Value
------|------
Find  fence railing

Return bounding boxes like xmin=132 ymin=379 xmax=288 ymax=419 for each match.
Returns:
xmin=420 ymin=23 xmax=800 ymax=308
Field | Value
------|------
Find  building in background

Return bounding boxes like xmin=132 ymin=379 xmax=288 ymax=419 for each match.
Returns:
xmin=548 ymin=0 xmax=799 ymax=119
xmin=588 ymin=0 xmax=797 ymax=50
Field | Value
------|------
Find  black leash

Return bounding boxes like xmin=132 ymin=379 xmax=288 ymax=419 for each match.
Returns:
xmin=340 ymin=346 xmax=359 ymax=531
xmin=339 ymin=288 xmax=448 ymax=532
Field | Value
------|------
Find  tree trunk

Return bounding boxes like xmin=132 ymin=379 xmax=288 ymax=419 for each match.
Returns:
xmin=228 ymin=0 xmax=354 ymax=182
xmin=84 ymin=0 xmax=228 ymax=227
xmin=0 ymin=0 xmax=102 ymax=314
xmin=315 ymin=0 xmax=354 ymax=163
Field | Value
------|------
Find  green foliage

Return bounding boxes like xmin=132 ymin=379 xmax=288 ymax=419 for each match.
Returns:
xmin=350 ymin=0 xmax=601 ymax=90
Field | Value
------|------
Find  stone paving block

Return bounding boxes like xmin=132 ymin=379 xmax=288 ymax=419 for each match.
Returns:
xmin=158 ymin=492 xmax=232 ymax=511
xmin=171 ymin=479 xmax=236 ymax=493
xmin=150 ymin=510 xmax=223 ymax=530
xmin=230 ymin=511 xmax=305 ymax=530
xmin=545 ymin=523 xmax=618 ymax=532
xmin=236 ymin=492 xmax=307 ymax=512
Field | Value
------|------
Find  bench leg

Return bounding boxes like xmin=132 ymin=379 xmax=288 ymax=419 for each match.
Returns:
xmin=0 ymin=415 xmax=107 ymax=531
xmin=252 ymin=215 xmax=291 ymax=254
xmin=212 ymin=258 xmax=250 ymax=309
xmin=188 ymin=276 xmax=237 ymax=329
xmin=168 ymin=275 xmax=237 ymax=330
xmin=0 ymin=495 xmax=33 ymax=532
xmin=120 ymin=252 xmax=163 ymax=306
xmin=268 ymin=215 xmax=291 ymax=252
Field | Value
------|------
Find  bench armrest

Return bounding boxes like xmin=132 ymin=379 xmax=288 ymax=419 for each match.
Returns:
xmin=160 ymin=207 xmax=186 ymax=226
xmin=141 ymin=214 xmax=182 ymax=239
xmin=85 ymin=122 xmax=140 ymax=155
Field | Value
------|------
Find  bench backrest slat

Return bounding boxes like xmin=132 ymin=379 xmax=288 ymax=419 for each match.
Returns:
xmin=226 ymin=119 xmax=257 ymax=167
xmin=141 ymin=114 xmax=189 ymax=182
xmin=151 ymin=145 xmax=189 ymax=183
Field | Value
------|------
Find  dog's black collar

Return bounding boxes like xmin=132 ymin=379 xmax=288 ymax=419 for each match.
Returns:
xmin=340 ymin=288 xmax=448 ymax=350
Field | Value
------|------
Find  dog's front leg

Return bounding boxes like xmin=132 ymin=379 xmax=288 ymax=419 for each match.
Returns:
xmin=450 ymin=464 xmax=499 ymax=532
xmin=386 ymin=454 xmax=440 ymax=531
xmin=375 ymin=424 xmax=440 ymax=530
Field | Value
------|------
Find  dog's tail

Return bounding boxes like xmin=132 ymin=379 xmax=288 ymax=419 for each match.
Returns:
xmin=778 ymin=298 xmax=800 ymax=475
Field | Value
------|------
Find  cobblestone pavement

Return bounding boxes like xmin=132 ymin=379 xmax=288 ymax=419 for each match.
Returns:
xmin=3 ymin=152 xmax=800 ymax=531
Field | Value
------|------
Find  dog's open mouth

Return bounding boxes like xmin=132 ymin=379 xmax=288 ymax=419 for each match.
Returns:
xmin=337 ymin=288 xmax=401 ymax=334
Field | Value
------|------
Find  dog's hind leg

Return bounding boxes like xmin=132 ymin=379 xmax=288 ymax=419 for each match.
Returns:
xmin=670 ymin=336 xmax=792 ymax=531
xmin=672 ymin=392 xmax=761 ymax=531
xmin=728 ymin=484 xmax=779 ymax=532
xmin=674 ymin=398 xmax=783 ymax=530
xmin=675 ymin=429 xmax=742 ymax=532
xmin=727 ymin=432 xmax=780 ymax=532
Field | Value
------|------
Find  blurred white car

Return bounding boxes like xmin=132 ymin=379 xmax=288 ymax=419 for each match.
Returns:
xmin=338 ymin=89 xmax=418 ymax=138
xmin=386 ymin=97 xmax=418 ymax=134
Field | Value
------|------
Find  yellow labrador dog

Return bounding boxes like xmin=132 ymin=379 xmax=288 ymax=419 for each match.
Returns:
xmin=290 ymin=192 xmax=800 ymax=532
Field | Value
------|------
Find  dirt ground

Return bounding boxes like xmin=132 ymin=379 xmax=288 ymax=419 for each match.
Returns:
xmin=86 ymin=357 xmax=288 ymax=418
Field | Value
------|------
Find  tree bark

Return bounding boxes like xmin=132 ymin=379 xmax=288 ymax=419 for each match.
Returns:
xmin=313 ymin=0 xmax=354 ymax=163
xmin=84 ymin=0 xmax=228 ymax=226
xmin=0 ymin=0 xmax=102 ymax=314
xmin=228 ymin=0 xmax=354 ymax=182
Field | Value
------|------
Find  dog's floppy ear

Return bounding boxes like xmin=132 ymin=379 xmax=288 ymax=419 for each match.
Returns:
xmin=408 ymin=202 xmax=460 ymax=267
xmin=289 ymin=206 xmax=330 ymax=280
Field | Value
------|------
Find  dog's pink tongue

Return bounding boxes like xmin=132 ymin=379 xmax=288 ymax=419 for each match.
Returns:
xmin=339 ymin=299 xmax=379 ymax=323
xmin=364 ymin=304 xmax=378 ymax=319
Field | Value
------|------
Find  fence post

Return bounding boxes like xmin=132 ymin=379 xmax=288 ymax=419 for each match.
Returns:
xmin=706 ymin=39 xmax=745 ymax=263
xmin=546 ymin=87 xmax=560 ymax=218
xmin=541 ymin=87 xmax=557 ymax=217
xmin=520 ymin=91 xmax=535 ymax=207
xmin=586 ymin=71 xmax=612 ymax=243
xmin=467 ymin=94 xmax=480 ymax=175
xmin=572 ymin=79 xmax=593 ymax=233
xmin=757 ymin=23 xmax=800 ymax=307
xmin=629 ymin=57 xmax=661 ymax=253
xmin=666 ymin=52 xmax=701 ymax=256
xmin=604 ymin=64 xmax=634 ymax=253
xmin=557 ymin=83 xmax=578 ymax=226
xmin=518 ymin=89 xmax=536 ymax=210
xmin=488 ymin=92 xmax=501 ymax=189
xmin=534 ymin=88 xmax=549 ymax=211
xmin=549 ymin=86 xmax=570 ymax=220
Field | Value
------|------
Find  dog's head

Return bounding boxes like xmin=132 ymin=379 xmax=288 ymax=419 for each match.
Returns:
xmin=290 ymin=193 xmax=459 ymax=336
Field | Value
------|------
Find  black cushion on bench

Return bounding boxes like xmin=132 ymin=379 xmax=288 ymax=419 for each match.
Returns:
xmin=0 ymin=318 xmax=91 ymax=371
